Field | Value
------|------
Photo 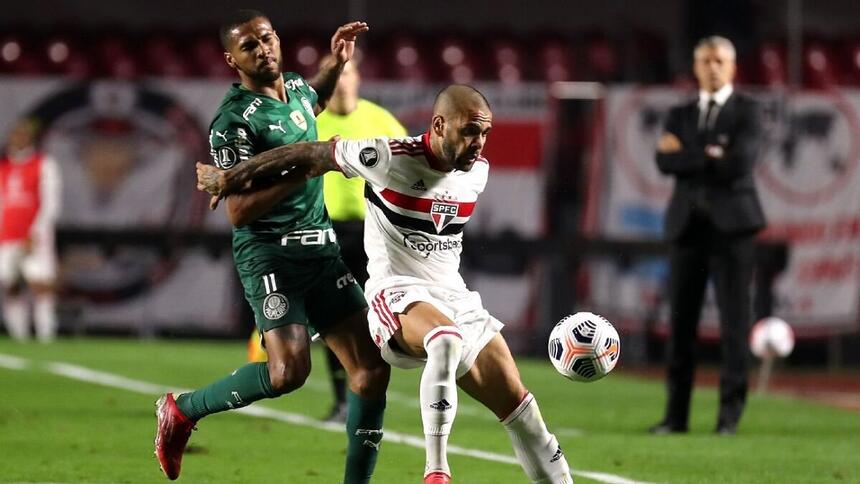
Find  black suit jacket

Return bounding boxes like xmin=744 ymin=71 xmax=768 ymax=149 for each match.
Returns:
xmin=656 ymin=91 xmax=767 ymax=241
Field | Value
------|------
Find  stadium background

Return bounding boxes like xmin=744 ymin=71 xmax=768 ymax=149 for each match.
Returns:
xmin=1 ymin=1 xmax=859 ymax=483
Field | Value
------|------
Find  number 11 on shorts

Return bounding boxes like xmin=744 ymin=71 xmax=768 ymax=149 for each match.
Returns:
xmin=262 ymin=273 xmax=277 ymax=294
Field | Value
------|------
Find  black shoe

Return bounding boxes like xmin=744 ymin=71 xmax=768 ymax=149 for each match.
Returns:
xmin=715 ymin=423 xmax=737 ymax=435
xmin=648 ymin=421 xmax=687 ymax=434
xmin=324 ymin=402 xmax=348 ymax=424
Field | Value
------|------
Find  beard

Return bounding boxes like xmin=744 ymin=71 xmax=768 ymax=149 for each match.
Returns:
xmin=442 ymin=138 xmax=478 ymax=171
xmin=245 ymin=59 xmax=282 ymax=83
xmin=441 ymin=138 xmax=458 ymax=166
xmin=255 ymin=68 xmax=282 ymax=83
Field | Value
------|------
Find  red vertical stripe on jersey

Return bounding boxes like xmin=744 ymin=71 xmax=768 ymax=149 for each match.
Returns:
xmin=378 ymin=188 xmax=476 ymax=216
xmin=373 ymin=292 xmax=397 ymax=333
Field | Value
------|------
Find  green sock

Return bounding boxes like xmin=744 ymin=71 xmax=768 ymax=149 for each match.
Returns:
xmin=175 ymin=362 xmax=276 ymax=421
xmin=344 ymin=389 xmax=386 ymax=484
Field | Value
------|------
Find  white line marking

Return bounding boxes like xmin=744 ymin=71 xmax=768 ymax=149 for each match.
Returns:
xmin=556 ymin=427 xmax=586 ymax=437
xmin=0 ymin=353 xmax=648 ymax=484
xmin=0 ymin=353 xmax=29 ymax=370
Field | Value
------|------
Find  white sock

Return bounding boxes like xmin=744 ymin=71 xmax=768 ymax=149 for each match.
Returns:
xmin=3 ymin=295 xmax=30 ymax=340
xmin=421 ymin=326 xmax=463 ymax=477
xmin=34 ymin=294 xmax=57 ymax=343
xmin=502 ymin=393 xmax=573 ymax=484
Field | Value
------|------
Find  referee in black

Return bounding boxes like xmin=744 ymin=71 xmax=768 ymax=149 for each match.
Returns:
xmin=651 ymin=36 xmax=766 ymax=435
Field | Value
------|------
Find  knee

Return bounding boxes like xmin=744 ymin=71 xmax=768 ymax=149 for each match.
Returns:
xmin=349 ymin=363 xmax=390 ymax=399
xmin=267 ymin=358 xmax=311 ymax=395
xmin=423 ymin=326 xmax=464 ymax=356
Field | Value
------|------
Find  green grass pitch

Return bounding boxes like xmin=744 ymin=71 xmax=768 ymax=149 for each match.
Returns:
xmin=0 ymin=337 xmax=857 ymax=483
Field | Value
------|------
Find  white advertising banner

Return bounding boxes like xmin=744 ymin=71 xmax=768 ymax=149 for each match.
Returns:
xmin=589 ymin=85 xmax=860 ymax=336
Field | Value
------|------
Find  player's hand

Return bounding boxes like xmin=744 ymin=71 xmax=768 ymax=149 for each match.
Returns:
xmin=330 ymin=21 xmax=369 ymax=64
xmin=657 ymin=133 xmax=682 ymax=153
xmin=209 ymin=195 xmax=221 ymax=210
xmin=196 ymin=162 xmax=226 ymax=197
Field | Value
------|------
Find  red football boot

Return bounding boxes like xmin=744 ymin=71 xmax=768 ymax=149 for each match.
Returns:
xmin=154 ymin=393 xmax=196 ymax=480
xmin=424 ymin=471 xmax=451 ymax=484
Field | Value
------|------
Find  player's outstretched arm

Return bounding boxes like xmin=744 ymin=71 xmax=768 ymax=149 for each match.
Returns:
xmin=309 ymin=21 xmax=369 ymax=112
xmin=196 ymin=140 xmax=339 ymax=199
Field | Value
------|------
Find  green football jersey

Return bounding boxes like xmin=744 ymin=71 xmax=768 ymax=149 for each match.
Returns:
xmin=208 ymin=73 xmax=337 ymax=263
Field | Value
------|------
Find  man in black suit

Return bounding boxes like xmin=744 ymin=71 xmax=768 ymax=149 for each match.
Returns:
xmin=652 ymin=36 xmax=766 ymax=435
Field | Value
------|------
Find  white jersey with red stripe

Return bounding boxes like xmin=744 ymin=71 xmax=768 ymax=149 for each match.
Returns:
xmin=332 ymin=132 xmax=488 ymax=295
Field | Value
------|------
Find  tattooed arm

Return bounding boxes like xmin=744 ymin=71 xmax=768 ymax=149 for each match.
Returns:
xmin=196 ymin=140 xmax=339 ymax=201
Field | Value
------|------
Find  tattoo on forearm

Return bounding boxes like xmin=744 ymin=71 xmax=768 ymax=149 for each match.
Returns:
xmin=224 ymin=141 xmax=336 ymax=194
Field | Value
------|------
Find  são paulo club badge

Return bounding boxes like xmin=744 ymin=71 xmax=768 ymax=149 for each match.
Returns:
xmin=430 ymin=201 xmax=458 ymax=233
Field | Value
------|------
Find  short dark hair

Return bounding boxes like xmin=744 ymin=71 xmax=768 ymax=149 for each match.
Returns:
xmin=219 ymin=9 xmax=269 ymax=50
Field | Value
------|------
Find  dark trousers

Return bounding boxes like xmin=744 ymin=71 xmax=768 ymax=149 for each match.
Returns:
xmin=665 ymin=214 xmax=755 ymax=428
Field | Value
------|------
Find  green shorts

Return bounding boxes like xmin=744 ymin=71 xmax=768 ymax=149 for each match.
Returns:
xmin=238 ymin=256 xmax=367 ymax=334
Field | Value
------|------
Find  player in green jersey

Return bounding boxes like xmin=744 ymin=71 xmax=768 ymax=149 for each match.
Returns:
xmin=246 ymin=56 xmax=408 ymax=423
xmin=154 ymin=10 xmax=389 ymax=483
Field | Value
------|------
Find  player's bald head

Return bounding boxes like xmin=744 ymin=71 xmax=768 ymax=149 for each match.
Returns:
xmin=428 ymin=85 xmax=492 ymax=172
xmin=432 ymin=84 xmax=491 ymax=119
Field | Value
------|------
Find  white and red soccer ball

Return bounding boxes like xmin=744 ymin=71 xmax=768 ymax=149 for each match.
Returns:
xmin=750 ymin=317 xmax=795 ymax=359
xmin=548 ymin=312 xmax=620 ymax=382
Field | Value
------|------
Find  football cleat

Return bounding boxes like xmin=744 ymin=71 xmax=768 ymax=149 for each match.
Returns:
xmin=154 ymin=393 xmax=197 ymax=480
xmin=424 ymin=471 xmax=451 ymax=484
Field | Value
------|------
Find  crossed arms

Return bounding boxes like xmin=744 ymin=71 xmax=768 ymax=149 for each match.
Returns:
xmin=656 ymin=101 xmax=762 ymax=182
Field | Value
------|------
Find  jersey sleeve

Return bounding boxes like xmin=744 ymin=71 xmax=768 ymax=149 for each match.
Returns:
xmin=208 ymin=111 xmax=257 ymax=171
xmin=332 ymin=137 xmax=393 ymax=187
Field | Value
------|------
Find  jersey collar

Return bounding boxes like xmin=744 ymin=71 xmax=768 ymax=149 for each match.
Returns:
xmin=421 ymin=132 xmax=449 ymax=172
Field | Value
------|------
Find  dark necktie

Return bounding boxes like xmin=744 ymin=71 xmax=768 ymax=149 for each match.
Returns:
xmin=700 ymin=99 xmax=717 ymax=133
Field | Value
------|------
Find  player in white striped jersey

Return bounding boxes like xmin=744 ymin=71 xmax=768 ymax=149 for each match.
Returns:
xmin=197 ymin=85 xmax=574 ymax=484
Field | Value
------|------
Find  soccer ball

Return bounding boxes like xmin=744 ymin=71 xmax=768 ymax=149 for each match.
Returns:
xmin=750 ymin=317 xmax=794 ymax=359
xmin=548 ymin=312 xmax=620 ymax=382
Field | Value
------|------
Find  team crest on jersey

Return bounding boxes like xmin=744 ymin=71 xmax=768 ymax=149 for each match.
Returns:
xmin=262 ymin=293 xmax=289 ymax=320
xmin=430 ymin=201 xmax=458 ymax=233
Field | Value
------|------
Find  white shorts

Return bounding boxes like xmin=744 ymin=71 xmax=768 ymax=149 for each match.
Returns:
xmin=0 ymin=234 xmax=57 ymax=286
xmin=366 ymin=277 xmax=504 ymax=378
